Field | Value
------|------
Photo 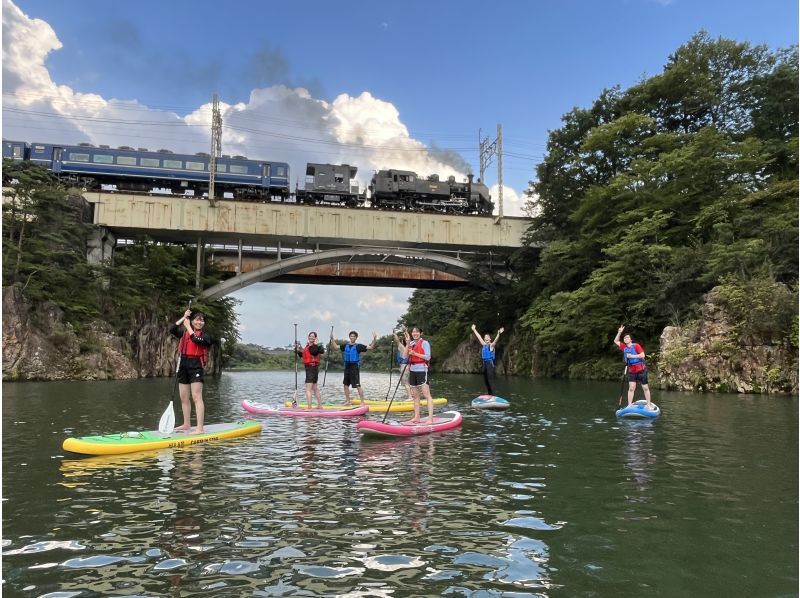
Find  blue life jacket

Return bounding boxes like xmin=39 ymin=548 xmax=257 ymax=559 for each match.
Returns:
xmin=344 ymin=343 xmax=360 ymax=365
xmin=482 ymin=343 xmax=495 ymax=363
xmin=623 ymin=344 xmax=644 ymax=366
xmin=396 ymin=350 xmax=408 ymax=365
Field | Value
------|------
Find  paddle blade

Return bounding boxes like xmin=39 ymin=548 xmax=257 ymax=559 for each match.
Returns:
xmin=291 ymin=391 xmax=298 ymax=408
xmin=159 ymin=402 xmax=175 ymax=434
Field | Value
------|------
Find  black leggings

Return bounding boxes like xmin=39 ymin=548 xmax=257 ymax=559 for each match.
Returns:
xmin=482 ymin=360 xmax=496 ymax=395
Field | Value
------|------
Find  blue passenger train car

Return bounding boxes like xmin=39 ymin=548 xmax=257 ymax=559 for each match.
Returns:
xmin=23 ymin=142 xmax=289 ymax=200
xmin=3 ymin=140 xmax=29 ymax=161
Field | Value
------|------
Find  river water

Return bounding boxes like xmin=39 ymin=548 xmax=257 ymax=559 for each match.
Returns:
xmin=2 ymin=371 xmax=797 ymax=597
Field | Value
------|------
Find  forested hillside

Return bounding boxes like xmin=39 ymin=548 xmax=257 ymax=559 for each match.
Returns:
xmin=402 ymin=33 xmax=798 ymax=389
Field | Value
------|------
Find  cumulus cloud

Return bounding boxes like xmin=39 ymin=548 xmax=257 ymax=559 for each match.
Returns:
xmin=488 ymin=184 xmax=534 ymax=217
xmin=231 ymin=283 xmax=409 ymax=346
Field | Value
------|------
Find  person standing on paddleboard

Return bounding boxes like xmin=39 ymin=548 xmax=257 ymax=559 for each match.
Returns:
xmin=613 ymin=325 xmax=654 ymax=410
xmin=408 ymin=327 xmax=435 ymax=424
xmin=170 ymin=309 xmax=212 ymax=433
xmin=470 ymin=324 xmax=504 ymax=396
xmin=393 ymin=329 xmax=413 ymax=401
xmin=331 ymin=330 xmax=377 ymax=405
xmin=295 ymin=331 xmax=325 ymax=409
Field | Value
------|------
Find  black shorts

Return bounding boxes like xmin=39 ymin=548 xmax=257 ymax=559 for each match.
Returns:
xmin=343 ymin=363 xmax=361 ymax=388
xmin=627 ymin=369 xmax=649 ymax=385
xmin=177 ymin=357 xmax=204 ymax=384
xmin=409 ymin=370 xmax=428 ymax=387
xmin=305 ymin=365 xmax=319 ymax=384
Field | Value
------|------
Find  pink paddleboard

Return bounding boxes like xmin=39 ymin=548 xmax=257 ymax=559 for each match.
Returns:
xmin=242 ymin=400 xmax=368 ymax=417
xmin=357 ymin=410 xmax=463 ymax=437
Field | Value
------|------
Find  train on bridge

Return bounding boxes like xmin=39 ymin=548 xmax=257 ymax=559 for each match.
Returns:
xmin=3 ymin=139 xmax=494 ymax=216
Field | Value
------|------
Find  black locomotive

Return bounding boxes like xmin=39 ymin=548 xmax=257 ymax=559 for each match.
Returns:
xmin=369 ymin=170 xmax=492 ymax=214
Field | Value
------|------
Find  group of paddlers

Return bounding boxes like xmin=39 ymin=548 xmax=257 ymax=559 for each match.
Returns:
xmin=292 ymin=325 xmax=506 ymax=424
xmin=169 ymin=305 xmax=655 ymax=434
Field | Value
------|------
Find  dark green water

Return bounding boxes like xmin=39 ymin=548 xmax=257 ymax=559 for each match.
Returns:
xmin=2 ymin=372 xmax=797 ymax=597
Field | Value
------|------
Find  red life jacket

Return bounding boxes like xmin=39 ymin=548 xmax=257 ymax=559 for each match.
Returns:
xmin=302 ymin=344 xmax=321 ymax=366
xmin=179 ymin=330 xmax=208 ymax=367
xmin=408 ymin=340 xmax=429 ymax=365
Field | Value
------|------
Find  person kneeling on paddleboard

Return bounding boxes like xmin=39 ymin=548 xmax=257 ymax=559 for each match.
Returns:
xmin=613 ymin=324 xmax=654 ymax=410
xmin=408 ymin=327 xmax=435 ymax=424
xmin=170 ymin=309 xmax=212 ymax=433
xmin=470 ymin=324 xmax=504 ymax=396
xmin=295 ymin=331 xmax=325 ymax=409
xmin=331 ymin=330 xmax=377 ymax=405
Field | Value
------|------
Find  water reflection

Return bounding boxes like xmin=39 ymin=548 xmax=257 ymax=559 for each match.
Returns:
xmin=619 ymin=421 xmax=657 ymax=497
xmin=160 ymin=448 xmax=205 ymax=588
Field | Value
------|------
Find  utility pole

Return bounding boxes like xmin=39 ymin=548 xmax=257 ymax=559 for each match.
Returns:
xmin=208 ymin=94 xmax=222 ymax=207
xmin=478 ymin=127 xmax=497 ymax=184
xmin=497 ymin=123 xmax=503 ymax=218
xmin=478 ymin=124 xmax=503 ymax=218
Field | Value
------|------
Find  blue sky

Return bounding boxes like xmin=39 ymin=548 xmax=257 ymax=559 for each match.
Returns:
xmin=3 ymin=0 xmax=797 ymax=346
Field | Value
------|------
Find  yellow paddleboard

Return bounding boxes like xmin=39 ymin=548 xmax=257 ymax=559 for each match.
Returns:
xmin=62 ymin=421 xmax=262 ymax=456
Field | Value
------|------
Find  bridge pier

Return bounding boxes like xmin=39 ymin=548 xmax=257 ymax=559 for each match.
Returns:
xmin=87 ymin=227 xmax=116 ymax=265
xmin=195 ymin=237 xmax=205 ymax=291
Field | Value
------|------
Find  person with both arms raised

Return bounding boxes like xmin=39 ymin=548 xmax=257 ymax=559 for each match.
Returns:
xmin=330 ymin=330 xmax=377 ymax=405
xmin=471 ymin=323 xmax=504 ymax=397
xmin=169 ymin=308 xmax=213 ymax=434
xmin=295 ymin=331 xmax=325 ymax=410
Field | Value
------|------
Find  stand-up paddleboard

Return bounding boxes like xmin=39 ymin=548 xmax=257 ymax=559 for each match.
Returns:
xmin=358 ymin=397 xmax=448 ymax=405
xmin=616 ymin=400 xmax=661 ymax=419
xmin=284 ymin=398 xmax=447 ymax=413
xmin=357 ymin=411 xmax=463 ymax=437
xmin=62 ymin=421 xmax=262 ymax=456
xmin=471 ymin=395 xmax=510 ymax=410
xmin=243 ymin=400 xmax=368 ymax=417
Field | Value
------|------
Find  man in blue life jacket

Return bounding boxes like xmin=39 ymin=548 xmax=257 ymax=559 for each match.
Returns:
xmin=471 ymin=324 xmax=504 ymax=396
xmin=331 ymin=330 xmax=377 ymax=405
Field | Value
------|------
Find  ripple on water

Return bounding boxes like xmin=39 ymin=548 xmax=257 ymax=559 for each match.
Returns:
xmin=3 ymin=540 xmax=86 ymax=555
xmin=362 ymin=554 xmax=426 ymax=571
xmin=294 ymin=564 xmax=366 ymax=578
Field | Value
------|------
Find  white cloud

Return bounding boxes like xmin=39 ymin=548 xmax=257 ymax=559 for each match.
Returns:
xmin=488 ymin=184 xmax=535 ymax=217
xmin=231 ymin=283 xmax=410 ymax=346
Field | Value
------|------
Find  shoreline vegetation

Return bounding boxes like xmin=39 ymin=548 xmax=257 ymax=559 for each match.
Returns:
xmin=3 ymin=33 xmax=797 ymax=393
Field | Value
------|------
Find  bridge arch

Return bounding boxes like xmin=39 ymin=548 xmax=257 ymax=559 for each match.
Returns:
xmin=199 ymin=247 xmax=479 ymax=300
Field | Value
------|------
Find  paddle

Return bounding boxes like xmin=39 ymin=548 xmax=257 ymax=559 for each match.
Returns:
xmin=292 ymin=323 xmax=299 ymax=408
xmin=382 ymin=361 xmax=409 ymax=424
xmin=617 ymin=366 xmax=628 ymax=409
xmin=322 ymin=325 xmax=334 ymax=388
xmin=160 ymin=299 xmax=192 ymax=434
xmin=384 ymin=331 xmax=394 ymax=400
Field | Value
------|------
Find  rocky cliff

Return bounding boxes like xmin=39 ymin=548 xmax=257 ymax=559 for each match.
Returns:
xmin=659 ymin=285 xmax=797 ymax=394
xmin=2 ymin=286 xmax=220 ymax=381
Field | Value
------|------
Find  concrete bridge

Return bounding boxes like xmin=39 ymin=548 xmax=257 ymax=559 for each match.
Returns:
xmin=79 ymin=192 xmax=534 ymax=297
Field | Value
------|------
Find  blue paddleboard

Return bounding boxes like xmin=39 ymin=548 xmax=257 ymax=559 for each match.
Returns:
xmin=616 ymin=399 xmax=661 ymax=419
xmin=471 ymin=395 xmax=510 ymax=410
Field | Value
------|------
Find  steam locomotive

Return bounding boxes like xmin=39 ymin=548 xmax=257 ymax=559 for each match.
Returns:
xmin=2 ymin=139 xmax=494 ymax=215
